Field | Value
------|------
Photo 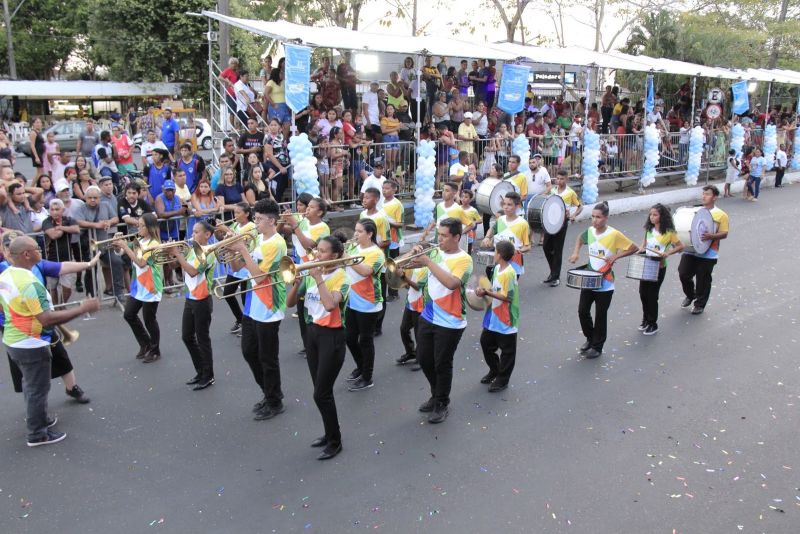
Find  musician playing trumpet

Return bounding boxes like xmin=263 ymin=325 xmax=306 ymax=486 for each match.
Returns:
xmin=115 ymin=213 xmax=164 ymax=363
xmin=167 ymin=221 xmax=217 ymax=390
xmin=225 ymin=199 xmax=288 ymax=422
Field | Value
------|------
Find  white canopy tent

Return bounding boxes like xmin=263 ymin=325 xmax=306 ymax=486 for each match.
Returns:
xmin=0 ymin=80 xmax=182 ymax=98
xmin=490 ymin=42 xmax=655 ymax=73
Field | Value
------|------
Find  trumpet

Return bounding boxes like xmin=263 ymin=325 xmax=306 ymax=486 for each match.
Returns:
xmin=132 ymin=240 xmax=192 ymax=264
xmin=90 ymin=233 xmax=136 ymax=253
xmin=194 ymin=231 xmax=257 ymax=264
xmin=385 ymin=242 xmax=437 ymax=290
xmin=213 ymin=255 xmax=364 ymax=299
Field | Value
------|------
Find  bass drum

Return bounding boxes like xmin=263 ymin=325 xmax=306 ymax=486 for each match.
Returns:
xmin=674 ymin=206 xmax=713 ymax=254
xmin=475 ymin=178 xmax=515 ymax=216
xmin=526 ymin=194 xmax=566 ymax=234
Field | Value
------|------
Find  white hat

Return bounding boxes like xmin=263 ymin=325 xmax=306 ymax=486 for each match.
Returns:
xmin=463 ymin=112 xmax=474 ymax=119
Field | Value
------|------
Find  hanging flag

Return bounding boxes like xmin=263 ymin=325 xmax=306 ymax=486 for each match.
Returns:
xmin=645 ymin=74 xmax=654 ymax=114
xmin=497 ymin=63 xmax=531 ymax=115
xmin=731 ymin=80 xmax=750 ymax=115
xmin=284 ymin=43 xmax=312 ymax=114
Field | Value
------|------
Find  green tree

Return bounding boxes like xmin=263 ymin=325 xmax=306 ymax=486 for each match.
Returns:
xmin=0 ymin=0 xmax=87 ymax=79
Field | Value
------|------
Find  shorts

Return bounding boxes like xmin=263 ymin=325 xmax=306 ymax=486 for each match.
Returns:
xmin=118 ymin=163 xmax=136 ymax=176
xmin=268 ymin=103 xmax=291 ymax=124
xmin=47 ymin=272 xmax=76 ymax=291
xmin=383 ymin=133 xmax=400 ymax=150
xmin=318 ymin=158 xmax=330 ymax=175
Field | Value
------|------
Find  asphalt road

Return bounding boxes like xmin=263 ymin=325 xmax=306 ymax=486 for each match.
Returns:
xmin=1 ymin=184 xmax=798 ymax=534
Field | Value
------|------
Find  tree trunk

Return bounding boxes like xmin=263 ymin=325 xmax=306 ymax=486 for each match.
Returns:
xmin=768 ymin=0 xmax=789 ymax=69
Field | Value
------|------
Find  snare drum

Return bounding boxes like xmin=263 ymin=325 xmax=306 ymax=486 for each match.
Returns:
xmin=625 ymin=253 xmax=661 ymax=282
xmin=475 ymin=178 xmax=515 ymax=215
xmin=566 ymin=266 xmax=604 ymax=290
xmin=526 ymin=194 xmax=566 ymax=234
xmin=674 ymin=206 xmax=713 ymax=254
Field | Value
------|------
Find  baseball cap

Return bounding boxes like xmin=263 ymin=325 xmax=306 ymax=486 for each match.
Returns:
xmin=98 ymin=175 xmax=113 ymax=183
xmin=56 ymin=182 xmax=71 ymax=193
xmin=463 ymin=112 xmax=474 ymax=119
xmin=531 ymin=153 xmax=543 ymax=159
xmin=163 ymin=180 xmax=176 ymax=190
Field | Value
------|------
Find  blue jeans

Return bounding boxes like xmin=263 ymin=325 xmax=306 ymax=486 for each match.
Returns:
xmin=6 ymin=345 xmax=52 ymax=441
xmin=748 ymin=176 xmax=762 ymax=198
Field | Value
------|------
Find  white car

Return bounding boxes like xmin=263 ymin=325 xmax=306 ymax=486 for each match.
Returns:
xmin=133 ymin=118 xmax=213 ymax=151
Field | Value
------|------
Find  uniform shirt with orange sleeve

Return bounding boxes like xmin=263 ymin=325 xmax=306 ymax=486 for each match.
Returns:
xmin=491 ymin=215 xmax=531 ymax=275
xmin=581 ymin=226 xmax=635 ymax=291
xmin=244 ymin=233 xmax=287 ymax=322
xmin=346 ymin=244 xmax=385 ymax=313
xmin=421 ymin=248 xmax=473 ymax=329
xmin=299 ymin=267 xmax=350 ymax=328
xmin=404 ymin=267 xmax=428 ymax=313
xmin=382 ymin=197 xmax=405 ymax=250
xmin=183 ymin=247 xmax=216 ymax=300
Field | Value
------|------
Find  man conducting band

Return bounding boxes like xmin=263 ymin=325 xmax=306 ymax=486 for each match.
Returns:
xmin=410 ymin=218 xmax=473 ymax=424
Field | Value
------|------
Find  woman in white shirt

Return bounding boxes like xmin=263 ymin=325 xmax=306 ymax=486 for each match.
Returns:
xmin=724 ymin=149 xmax=739 ymax=198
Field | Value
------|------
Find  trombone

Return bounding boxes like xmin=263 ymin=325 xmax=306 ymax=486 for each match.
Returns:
xmin=213 ymin=255 xmax=364 ymax=299
xmin=194 ymin=231 xmax=258 ymax=264
xmin=90 ymin=233 xmax=136 ymax=253
xmin=385 ymin=242 xmax=437 ymax=290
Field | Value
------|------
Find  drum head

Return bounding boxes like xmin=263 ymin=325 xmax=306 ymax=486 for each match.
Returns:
xmin=488 ymin=181 xmax=515 ymax=214
xmin=541 ymin=195 xmax=566 ymax=234
xmin=691 ymin=208 xmax=713 ymax=254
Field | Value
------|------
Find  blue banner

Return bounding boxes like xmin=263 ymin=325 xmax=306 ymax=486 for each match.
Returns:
xmin=284 ymin=44 xmax=312 ymax=114
xmin=497 ymin=63 xmax=531 ymax=115
xmin=645 ymin=74 xmax=654 ymax=114
xmin=731 ymin=80 xmax=750 ymax=115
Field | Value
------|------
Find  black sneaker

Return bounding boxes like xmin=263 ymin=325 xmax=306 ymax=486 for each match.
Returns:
xmin=579 ymin=340 xmax=592 ymax=354
xmin=488 ymin=379 xmax=508 ymax=392
xmin=637 ymin=320 xmax=648 ymax=332
xmin=427 ymin=402 xmax=449 ymax=424
xmin=681 ymin=297 xmax=694 ymax=309
xmin=396 ymin=353 xmax=416 ymax=365
xmin=27 ymin=430 xmax=67 ymax=447
xmin=192 ymin=377 xmax=215 ymax=390
xmin=345 ymin=369 xmax=362 ymax=382
xmin=691 ymin=306 xmax=704 ymax=315
xmin=229 ymin=321 xmax=242 ymax=334
xmin=254 ymin=403 xmax=285 ymax=421
xmin=66 ymin=385 xmax=91 ymax=404
xmin=348 ymin=378 xmax=374 ymax=392
xmin=252 ymin=396 xmax=267 ymax=413
xmin=480 ymin=372 xmax=496 ymax=384
xmin=418 ymin=398 xmax=435 ymax=412
xmin=549 ymin=279 xmax=560 ymax=287
xmin=584 ymin=348 xmax=602 ymax=359
xmin=186 ymin=375 xmax=201 ymax=385
xmin=643 ymin=324 xmax=658 ymax=336
xmin=542 ymin=276 xmax=554 ymax=284
xmin=317 ymin=443 xmax=342 ymax=460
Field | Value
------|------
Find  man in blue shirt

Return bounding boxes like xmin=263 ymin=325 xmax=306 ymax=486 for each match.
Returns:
xmin=144 ymin=148 xmax=172 ymax=203
xmin=176 ymin=143 xmax=206 ymax=192
xmin=160 ymin=108 xmax=181 ymax=158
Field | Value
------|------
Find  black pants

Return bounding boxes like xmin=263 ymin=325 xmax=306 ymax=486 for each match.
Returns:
xmin=678 ymin=254 xmax=717 ymax=309
xmin=600 ymin=106 xmax=613 ymax=134
xmin=386 ymin=248 xmax=400 ymax=297
xmin=400 ymin=308 xmax=420 ymax=357
xmin=639 ymin=266 xmax=666 ymax=327
xmin=374 ymin=272 xmax=388 ymax=333
xmin=341 ymin=86 xmax=358 ymax=113
xmin=297 ymin=297 xmax=307 ymax=351
xmin=482 ymin=212 xmax=492 ymax=236
xmin=776 ymin=167 xmax=785 ymax=187
xmin=240 ymin=316 xmax=283 ymax=406
xmin=345 ymin=308 xmax=379 ymax=381
xmin=542 ymin=221 xmax=568 ymax=280
xmin=416 ymin=318 xmax=464 ymax=406
xmin=223 ymin=274 xmax=247 ymax=323
xmin=578 ymin=289 xmax=613 ymax=352
xmin=306 ymin=324 xmax=346 ymax=446
xmin=480 ymin=329 xmax=517 ymax=383
xmin=182 ymin=297 xmax=214 ymax=379
xmin=124 ymin=298 xmax=160 ymax=351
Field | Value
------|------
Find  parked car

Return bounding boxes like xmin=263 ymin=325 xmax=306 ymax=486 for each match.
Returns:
xmin=133 ymin=118 xmax=213 ymax=151
xmin=15 ymin=120 xmax=88 ymax=157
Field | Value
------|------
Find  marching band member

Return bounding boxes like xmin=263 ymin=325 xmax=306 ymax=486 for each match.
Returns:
xmin=677 ymin=185 xmax=729 ymax=316
xmin=359 ymin=188 xmax=391 ymax=336
xmin=381 ymin=180 xmax=404 ymax=301
xmin=502 ymin=155 xmax=527 ymax=198
xmin=395 ymin=265 xmax=427 ymax=368
xmin=0 ymin=235 xmax=99 ymax=447
xmin=220 ymin=202 xmax=254 ymax=336
xmin=568 ymin=201 xmax=637 ymax=359
xmin=116 ymin=212 xmax=164 ymax=363
xmin=286 ymin=235 xmax=351 ymax=461
xmin=637 ymin=204 xmax=684 ymax=335
xmin=282 ymin=195 xmax=330 ymax=354
xmin=542 ymin=169 xmax=583 ymax=287
xmin=411 ymin=218 xmax=473 ymax=424
xmin=168 ymin=220 xmax=217 ymax=390
xmin=418 ymin=182 xmax=471 ymax=245
xmin=228 ymin=199 xmax=287 ymax=421
xmin=459 ymin=189 xmax=481 ymax=254
xmin=481 ymin=192 xmax=531 ymax=277
xmin=344 ymin=219 xmax=385 ymax=392
xmin=476 ymin=240 xmax=519 ymax=392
